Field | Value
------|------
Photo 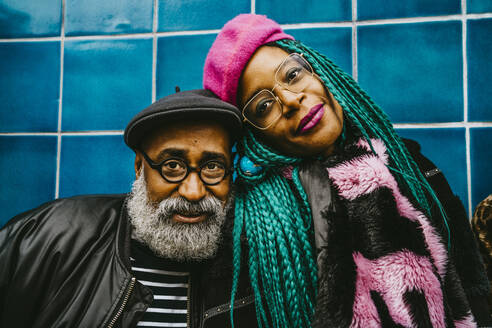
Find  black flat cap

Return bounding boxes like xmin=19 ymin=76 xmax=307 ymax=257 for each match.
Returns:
xmin=124 ymin=89 xmax=242 ymax=150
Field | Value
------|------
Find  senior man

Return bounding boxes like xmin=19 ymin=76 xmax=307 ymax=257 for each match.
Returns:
xmin=0 ymin=90 xmax=257 ymax=327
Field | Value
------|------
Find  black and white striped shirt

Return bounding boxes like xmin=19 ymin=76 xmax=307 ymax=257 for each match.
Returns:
xmin=131 ymin=240 xmax=190 ymax=328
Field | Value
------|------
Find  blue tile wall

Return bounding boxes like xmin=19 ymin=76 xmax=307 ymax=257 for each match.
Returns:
xmin=256 ymin=0 xmax=351 ymax=23
xmin=0 ymin=0 xmax=61 ymax=38
xmin=63 ymin=39 xmax=152 ymax=131
xmin=397 ymin=128 xmax=468 ymax=212
xmin=1 ymin=1 xmax=491 ymax=226
xmin=470 ymin=128 xmax=492 ymax=210
xmin=358 ymin=22 xmax=463 ymax=123
xmin=59 ymin=135 xmax=135 ymax=198
xmin=287 ymin=28 xmax=352 ymax=74
xmin=0 ymin=42 xmax=60 ymax=132
xmin=358 ymin=0 xmax=460 ymax=20
xmin=156 ymin=34 xmax=216 ymax=98
xmin=158 ymin=0 xmax=250 ymax=32
xmin=467 ymin=18 xmax=492 ymax=122
xmin=0 ymin=136 xmax=57 ymax=226
xmin=65 ymin=0 xmax=153 ymax=36
xmin=468 ymin=0 xmax=492 ymax=13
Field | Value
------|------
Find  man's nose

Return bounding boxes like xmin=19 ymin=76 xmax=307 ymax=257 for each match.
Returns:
xmin=178 ymin=172 xmax=207 ymax=202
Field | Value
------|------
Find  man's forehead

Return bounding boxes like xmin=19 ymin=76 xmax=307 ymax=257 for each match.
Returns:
xmin=145 ymin=121 xmax=232 ymax=160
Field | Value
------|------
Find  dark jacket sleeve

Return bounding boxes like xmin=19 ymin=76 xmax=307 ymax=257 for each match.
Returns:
xmin=403 ymin=138 xmax=492 ymax=324
xmin=0 ymin=204 xmax=54 ymax=326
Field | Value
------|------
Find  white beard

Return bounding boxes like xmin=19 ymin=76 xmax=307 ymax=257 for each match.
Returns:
xmin=126 ymin=171 xmax=229 ymax=261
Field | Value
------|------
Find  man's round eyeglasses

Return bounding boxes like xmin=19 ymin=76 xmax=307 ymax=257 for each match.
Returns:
xmin=242 ymin=53 xmax=315 ymax=130
xmin=140 ymin=151 xmax=231 ymax=186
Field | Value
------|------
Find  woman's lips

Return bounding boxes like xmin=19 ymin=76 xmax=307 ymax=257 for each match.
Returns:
xmin=172 ymin=213 xmax=207 ymax=223
xmin=296 ymin=103 xmax=325 ymax=135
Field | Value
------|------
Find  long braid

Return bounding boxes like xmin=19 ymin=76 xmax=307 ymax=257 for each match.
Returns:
xmin=230 ymin=130 xmax=317 ymax=328
xmin=276 ymin=39 xmax=451 ymax=247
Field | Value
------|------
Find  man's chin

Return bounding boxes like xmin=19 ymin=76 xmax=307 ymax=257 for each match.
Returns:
xmin=172 ymin=213 xmax=207 ymax=224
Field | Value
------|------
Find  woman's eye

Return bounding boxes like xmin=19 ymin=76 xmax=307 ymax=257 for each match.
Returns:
xmin=285 ymin=67 xmax=301 ymax=83
xmin=254 ymin=99 xmax=273 ymax=117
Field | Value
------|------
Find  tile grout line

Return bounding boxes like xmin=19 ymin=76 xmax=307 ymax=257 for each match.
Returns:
xmin=351 ymin=0 xmax=358 ymax=81
xmin=393 ymin=122 xmax=492 ymax=128
xmin=152 ymin=0 xmax=158 ymax=102
xmin=251 ymin=0 xmax=255 ymax=14
xmin=2 ymin=12 xmax=492 ymax=43
xmin=466 ymin=128 xmax=472 ymax=218
xmin=3 ymin=123 xmax=492 ymax=137
xmin=462 ymin=0 xmax=473 ymax=218
xmin=55 ymin=0 xmax=66 ymax=200
xmin=0 ymin=131 xmax=125 ymax=136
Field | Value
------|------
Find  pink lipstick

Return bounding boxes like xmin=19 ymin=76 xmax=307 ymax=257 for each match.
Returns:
xmin=296 ymin=103 xmax=325 ymax=134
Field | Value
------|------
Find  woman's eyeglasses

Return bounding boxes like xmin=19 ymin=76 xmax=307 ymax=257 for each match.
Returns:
xmin=242 ymin=53 xmax=315 ymax=130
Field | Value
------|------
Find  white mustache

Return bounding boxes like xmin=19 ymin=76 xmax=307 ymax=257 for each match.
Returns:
xmin=156 ymin=196 xmax=224 ymax=219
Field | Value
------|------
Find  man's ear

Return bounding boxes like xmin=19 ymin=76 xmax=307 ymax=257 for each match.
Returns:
xmin=135 ymin=152 xmax=143 ymax=178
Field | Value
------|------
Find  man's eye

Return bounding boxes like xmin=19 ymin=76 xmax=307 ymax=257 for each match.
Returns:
xmin=201 ymin=161 xmax=226 ymax=179
xmin=204 ymin=161 xmax=224 ymax=171
xmin=163 ymin=160 xmax=184 ymax=170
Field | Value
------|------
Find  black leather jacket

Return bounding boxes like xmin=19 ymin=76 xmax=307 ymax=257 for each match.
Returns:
xmin=0 ymin=194 xmax=257 ymax=328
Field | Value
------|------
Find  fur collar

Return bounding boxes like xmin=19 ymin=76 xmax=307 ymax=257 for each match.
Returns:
xmin=312 ymin=138 xmax=475 ymax=327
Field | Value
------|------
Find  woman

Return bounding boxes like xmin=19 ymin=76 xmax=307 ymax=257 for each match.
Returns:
xmin=203 ymin=14 xmax=489 ymax=327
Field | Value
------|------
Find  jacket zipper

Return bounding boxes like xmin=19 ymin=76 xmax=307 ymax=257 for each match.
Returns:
xmin=107 ymin=277 xmax=136 ymax=328
xmin=187 ymin=275 xmax=191 ymax=328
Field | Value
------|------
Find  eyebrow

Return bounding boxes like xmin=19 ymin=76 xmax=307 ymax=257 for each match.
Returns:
xmin=200 ymin=152 xmax=228 ymax=166
xmin=154 ymin=149 xmax=228 ymax=165
xmin=243 ymin=60 xmax=285 ymax=106
xmin=154 ymin=148 xmax=186 ymax=162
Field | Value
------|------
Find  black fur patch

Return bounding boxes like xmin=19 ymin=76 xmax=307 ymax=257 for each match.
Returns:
xmin=346 ymin=187 xmax=430 ymax=259
xmin=370 ymin=291 xmax=404 ymax=327
xmin=403 ymin=289 xmax=433 ymax=328
xmin=442 ymin=260 xmax=473 ymax=321
xmin=321 ymin=143 xmax=371 ymax=169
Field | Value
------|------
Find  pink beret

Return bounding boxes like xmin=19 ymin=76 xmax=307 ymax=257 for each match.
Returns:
xmin=203 ymin=14 xmax=294 ymax=106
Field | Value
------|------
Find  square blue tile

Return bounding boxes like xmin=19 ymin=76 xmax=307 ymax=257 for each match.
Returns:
xmin=158 ymin=0 xmax=250 ymax=32
xmin=65 ymin=0 xmax=153 ymax=36
xmin=470 ymin=128 xmax=492 ymax=211
xmin=468 ymin=0 xmax=492 ymax=13
xmin=396 ymin=128 xmax=468 ymax=213
xmin=358 ymin=0 xmax=460 ymax=20
xmin=0 ymin=42 xmax=60 ymax=132
xmin=59 ymin=135 xmax=135 ymax=198
xmin=287 ymin=27 xmax=352 ymax=76
xmin=156 ymin=34 xmax=216 ymax=98
xmin=256 ymin=0 xmax=351 ymax=23
xmin=0 ymin=0 xmax=62 ymax=38
xmin=0 ymin=136 xmax=57 ymax=227
xmin=358 ymin=22 xmax=463 ymax=123
xmin=467 ymin=19 xmax=492 ymax=122
xmin=63 ymin=39 xmax=152 ymax=131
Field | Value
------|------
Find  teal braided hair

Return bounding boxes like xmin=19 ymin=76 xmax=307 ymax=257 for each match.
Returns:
xmin=230 ymin=129 xmax=317 ymax=328
xmin=275 ymin=38 xmax=451 ymax=240
xmin=230 ymin=38 xmax=451 ymax=328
